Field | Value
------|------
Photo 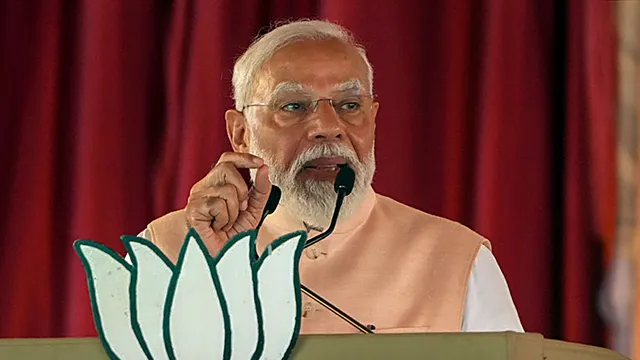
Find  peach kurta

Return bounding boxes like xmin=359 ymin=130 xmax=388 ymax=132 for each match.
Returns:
xmin=145 ymin=187 xmax=490 ymax=333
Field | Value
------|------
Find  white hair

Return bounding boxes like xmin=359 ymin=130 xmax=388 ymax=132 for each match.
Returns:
xmin=232 ymin=19 xmax=374 ymax=113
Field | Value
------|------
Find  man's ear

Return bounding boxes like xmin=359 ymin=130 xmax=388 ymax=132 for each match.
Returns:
xmin=225 ymin=109 xmax=251 ymax=152
xmin=371 ymin=101 xmax=379 ymax=131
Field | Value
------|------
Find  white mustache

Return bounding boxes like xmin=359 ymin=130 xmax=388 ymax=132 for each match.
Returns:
xmin=290 ymin=143 xmax=360 ymax=174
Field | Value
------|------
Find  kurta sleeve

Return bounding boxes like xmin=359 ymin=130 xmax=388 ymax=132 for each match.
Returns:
xmin=462 ymin=246 xmax=524 ymax=332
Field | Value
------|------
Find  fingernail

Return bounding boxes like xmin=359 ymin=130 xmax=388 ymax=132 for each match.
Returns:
xmin=240 ymin=200 xmax=248 ymax=211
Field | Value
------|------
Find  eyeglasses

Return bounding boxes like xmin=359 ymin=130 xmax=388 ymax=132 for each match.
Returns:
xmin=242 ymin=94 xmax=375 ymax=123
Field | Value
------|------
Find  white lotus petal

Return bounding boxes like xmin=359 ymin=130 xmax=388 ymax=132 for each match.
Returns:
xmin=215 ymin=233 xmax=261 ymax=360
xmin=127 ymin=240 xmax=173 ymax=360
xmin=166 ymin=235 xmax=227 ymax=359
xmin=256 ymin=233 xmax=305 ymax=360
xmin=75 ymin=243 xmax=147 ymax=360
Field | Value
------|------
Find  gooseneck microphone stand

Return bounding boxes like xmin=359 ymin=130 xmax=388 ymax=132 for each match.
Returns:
xmin=299 ymin=285 xmax=373 ymax=333
xmin=297 ymin=165 xmax=373 ymax=334
xmin=255 ymin=167 xmax=374 ymax=334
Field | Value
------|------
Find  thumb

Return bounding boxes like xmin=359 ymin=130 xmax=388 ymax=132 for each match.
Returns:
xmin=246 ymin=164 xmax=272 ymax=216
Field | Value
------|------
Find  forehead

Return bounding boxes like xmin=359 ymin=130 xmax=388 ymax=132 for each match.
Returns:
xmin=252 ymin=39 xmax=370 ymax=98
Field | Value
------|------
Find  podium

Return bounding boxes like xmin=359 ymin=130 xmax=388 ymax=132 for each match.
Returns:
xmin=0 ymin=332 xmax=628 ymax=359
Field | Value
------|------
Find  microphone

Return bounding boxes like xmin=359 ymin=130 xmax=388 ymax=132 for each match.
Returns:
xmin=299 ymin=165 xmax=374 ymax=334
xmin=304 ymin=165 xmax=355 ymax=249
xmin=334 ymin=163 xmax=356 ymax=195
xmin=256 ymin=185 xmax=281 ymax=231
xmin=253 ymin=185 xmax=281 ymax=260
xmin=253 ymin=167 xmax=374 ymax=334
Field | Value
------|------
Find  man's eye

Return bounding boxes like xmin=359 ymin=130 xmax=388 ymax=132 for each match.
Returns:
xmin=281 ymin=102 xmax=308 ymax=112
xmin=339 ymin=101 xmax=361 ymax=112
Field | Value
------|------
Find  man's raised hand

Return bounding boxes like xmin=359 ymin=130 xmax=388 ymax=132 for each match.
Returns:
xmin=184 ymin=152 xmax=272 ymax=255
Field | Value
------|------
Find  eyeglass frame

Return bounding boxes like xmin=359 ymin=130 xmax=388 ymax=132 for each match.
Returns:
xmin=240 ymin=94 xmax=377 ymax=119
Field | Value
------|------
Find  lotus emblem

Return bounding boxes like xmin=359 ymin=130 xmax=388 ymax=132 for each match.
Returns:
xmin=74 ymin=229 xmax=306 ymax=360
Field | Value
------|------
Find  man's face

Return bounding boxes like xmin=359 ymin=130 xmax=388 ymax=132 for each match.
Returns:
xmin=229 ymin=39 xmax=379 ymax=227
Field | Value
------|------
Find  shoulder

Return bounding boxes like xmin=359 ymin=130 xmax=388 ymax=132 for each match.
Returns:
xmin=142 ymin=209 xmax=189 ymax=263
xmin=147 ymin=209 xmax=187 ymax=233
xmin=373 ymin=192 xmax=492 ymax=251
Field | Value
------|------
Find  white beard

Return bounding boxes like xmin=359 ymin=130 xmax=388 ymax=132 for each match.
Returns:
xmin=249 ymin=137 xmax=375 ymax=230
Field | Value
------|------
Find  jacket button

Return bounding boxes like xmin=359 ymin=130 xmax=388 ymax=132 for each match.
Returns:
xmin=305 ymin=247 xmax=320 ymax=260
xmin=304 ymin=243 xmax=328 ymax=260
xmin=302 ymin=302 xmax=315 ymax=318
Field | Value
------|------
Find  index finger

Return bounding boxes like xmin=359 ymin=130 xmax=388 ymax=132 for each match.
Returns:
xmin=193 ymin=163 xmax=249 ymax=201
xmin=216 ymin=152 xmax=264 ymax=169
xmin=190 ymin=152 xmax=263 ymax=196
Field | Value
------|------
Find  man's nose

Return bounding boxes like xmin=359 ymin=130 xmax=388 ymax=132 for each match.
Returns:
xmin=306 ymin=100 xmax=344 ymax=142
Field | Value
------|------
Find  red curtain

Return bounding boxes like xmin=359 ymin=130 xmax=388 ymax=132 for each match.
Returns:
xmin=0 ymin=0 xmax=616 ymax=347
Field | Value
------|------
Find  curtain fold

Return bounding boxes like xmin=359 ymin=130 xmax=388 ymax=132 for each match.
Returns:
xmin=563 ymin=0 xmax=617 ymax=346
xmin=0 ymin=0 xmax=63 ymax=337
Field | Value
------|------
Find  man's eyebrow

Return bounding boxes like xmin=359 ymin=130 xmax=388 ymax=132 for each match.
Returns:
xmin=264 ymin=79 xmax=364 ymax=103
xmin=332 ymin=79 xmax=363 ymax=93
xmin=260 ymin=81 xmax=309 ymax=104
xmin=270 ymin=82 xmax=308 ymax=97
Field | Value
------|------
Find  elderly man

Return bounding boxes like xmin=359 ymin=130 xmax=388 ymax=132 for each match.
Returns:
xmin=139 ymin=20 xmax=523 ymax=334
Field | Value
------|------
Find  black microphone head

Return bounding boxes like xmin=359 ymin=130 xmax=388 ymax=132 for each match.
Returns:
xmin=264 ymin=185 xmax=281 ymax=215
xmin=334 ymin=165 xmax=355 ymax=195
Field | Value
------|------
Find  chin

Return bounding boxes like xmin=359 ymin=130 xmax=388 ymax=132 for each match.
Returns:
xmin=283 ymin=179 xmax=363 ymax=230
